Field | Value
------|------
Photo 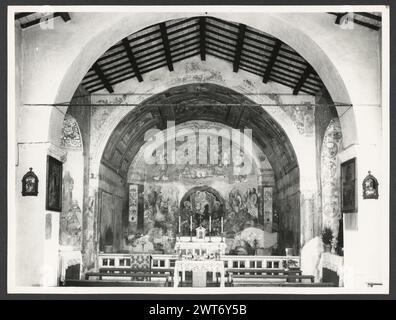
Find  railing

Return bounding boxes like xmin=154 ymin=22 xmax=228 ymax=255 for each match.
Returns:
xmin=98 ymin=253 xmax=300 ymax=272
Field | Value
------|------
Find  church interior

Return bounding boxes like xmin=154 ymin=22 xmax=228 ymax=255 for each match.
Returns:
xmin=10 ymin=9 xmax=388 ymax=292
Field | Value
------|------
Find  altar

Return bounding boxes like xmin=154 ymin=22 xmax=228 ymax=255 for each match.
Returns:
xmin=173 ymin=226 xmax=227 ymax=287
xmin=175 ymin=227 xmax=227 ymax=257
xmin=174 ymin=260 xmax=225 ymax=287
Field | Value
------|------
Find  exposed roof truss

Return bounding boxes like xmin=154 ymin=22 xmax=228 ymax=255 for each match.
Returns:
xmin=81 ymin=16 xmax=327 ymax=96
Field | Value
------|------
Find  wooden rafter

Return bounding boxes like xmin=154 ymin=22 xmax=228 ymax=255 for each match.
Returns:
xmin=293 ymin=65 xmax=313 ymax=95
xmin=58 ymin=12 xmax=71 ymax=22
xmin=329 ymin=12 xmax=380 ymax=31
xmin=199 ymin=17 xmax=206 ymax=61
xmin=15 ymin=12 xmax=34 ymax=19
xmin=159 ymin=23 xmax=174 ymax=71
xmin=233 ymin=24 xmax=246 ymax=72
xmin=93 ymin=62 xmax=114 ymax=93
xmin=82 ymin=17 xmax=325 ymax=96
xmin=18 ymin=12 xmax=71 ymax=29
xmin=263 ymin=39 xmax=281 ymax=83
xmin=122 ymin=38 xmax=143 ymax=82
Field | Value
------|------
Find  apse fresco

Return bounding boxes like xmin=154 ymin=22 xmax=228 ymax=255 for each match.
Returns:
xmin=128 ymin=184 xmax=179 ymax=253
xmin=126 ymin=121 xmax=278 ymax=255
xmin=180 ymin=188 xmax=224 ymax=235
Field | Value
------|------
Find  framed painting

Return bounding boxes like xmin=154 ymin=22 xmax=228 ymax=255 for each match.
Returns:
xmin=46 ymin=156 xmax=63 ymax=212
xmin=341 ymin=157 xmax=357 ymax=213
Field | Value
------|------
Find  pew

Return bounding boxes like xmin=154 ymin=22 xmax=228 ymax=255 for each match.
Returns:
xmin=231 ymin=274 xmax=315 ymax=284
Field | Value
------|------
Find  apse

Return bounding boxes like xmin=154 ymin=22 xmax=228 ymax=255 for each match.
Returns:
xmin=98 ymin=83 xmax=300 ymax=255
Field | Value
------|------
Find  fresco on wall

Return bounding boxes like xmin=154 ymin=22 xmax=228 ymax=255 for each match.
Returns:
xmin=61 ymin=114 xmax=82 ymax=149
xmin=125 ymin=121 xmax=278 ymax=254
xmin=60 ymin=171 xmax=82 ymax=249
xmin=321 ymin=119 xmax=342 ymax=244
xmin=128 ymin=184 xmax=179 ymax=253
xmin=180 ymin=189 xmax=224 ymax=235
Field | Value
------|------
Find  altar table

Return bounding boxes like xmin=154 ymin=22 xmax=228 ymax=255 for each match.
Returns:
xmin=174 ymin=260 xmax=225 ymax=287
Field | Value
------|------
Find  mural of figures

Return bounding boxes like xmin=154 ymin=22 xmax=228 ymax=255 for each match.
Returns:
xmin=60 ymin=171 xmax=82 ymax=249
xmin=128 ymin=184 xmax=179 ymax=253
xmin=179 ymin=188 xmax=224 ymax=235
xmin=128 ymin=184 xmax=138 ymax=224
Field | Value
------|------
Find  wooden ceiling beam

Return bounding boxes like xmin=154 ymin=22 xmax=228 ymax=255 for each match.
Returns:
xmin=199 ymin=17 xmax=206 ymax=61
xmin=57 ymin=12 xmax=71 ymax=22
xmin=93 ymin=62 xmax=114 ymax=93
xmin=159 ymin=22 xmax=174 ymax=71
xmin=15 ymin=12 xmax=34 ymax=19
xmin=233 ymin=24 xmax=246 ymax=72
xmin=293 ymin=65 xmax=313 ymax=95
xmin=263 ymin=39 xmax=281 ymax=83
xmin=122 ymin=38 xmax=143 ymax=82
xmin=330 ymin=12 xmax=380 ymax=31
xmin=19 ymin=12 xmax=71 ymax=29
xmin=355 ymin=12 xmax=381 ymax=22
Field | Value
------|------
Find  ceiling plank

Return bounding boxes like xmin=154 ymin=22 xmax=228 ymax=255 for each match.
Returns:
xmin=233 ymin=24 xmax=246 ymax=72
xmin=293 ymin=65 xmax=313 ymax=95
xmin=93 ymin=62 xmax=114 ymax=93
xmin=122 ymin=38 xmax=143 ymax=82
xmin=199 ymin=17 xmax=206 ymax=61
xmin=263 ymin=39 xmax=281 ymax=83
xmin=159 ymin=22 xmax=174 ymax=71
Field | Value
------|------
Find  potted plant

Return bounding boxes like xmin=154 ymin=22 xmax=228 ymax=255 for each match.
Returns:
xmin=104 ymin=226 xmax=114 ymax=253
xmin=321 ymin=227 xmax=333 ymax=253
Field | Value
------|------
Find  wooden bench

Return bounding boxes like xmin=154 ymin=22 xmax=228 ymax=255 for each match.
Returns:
xmin=231 ymin=274 xmax=314 ymax=283
xmin=226 ymin=268 xmax=302 ymax=275
xmin=98 ymin=267 xmax=174 ymax=275
xmin=65 ymin=279 xmax=168 ymax=287
xmin=85 ymin=272 xmax=170 ymax=283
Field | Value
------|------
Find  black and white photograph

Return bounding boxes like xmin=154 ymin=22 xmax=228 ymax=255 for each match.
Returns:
xmin=6 ymin=4 xmax=390 ymax=295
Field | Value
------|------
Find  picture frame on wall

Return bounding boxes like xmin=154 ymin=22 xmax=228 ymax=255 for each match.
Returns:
xmin=341 ymin=157 xmax=357 ymax=213
xmin=46 ymin=156 xmax=63 ymax=212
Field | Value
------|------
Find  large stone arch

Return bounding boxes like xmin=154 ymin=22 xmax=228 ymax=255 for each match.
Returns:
xmin=19 ymin=12 xmax=369 ymax=147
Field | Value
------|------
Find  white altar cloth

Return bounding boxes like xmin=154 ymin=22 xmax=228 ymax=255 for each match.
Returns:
xmin=174 ymin=260 xmax=225 ymax=287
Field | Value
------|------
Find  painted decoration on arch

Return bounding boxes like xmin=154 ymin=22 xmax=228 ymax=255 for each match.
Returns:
xmin=61 ymin=114 xmax=82 ymax=149
xmin=129 ymin=184 xmax=138 ymax=224
xmin=321 ymin=119 xmax=342 ymax=241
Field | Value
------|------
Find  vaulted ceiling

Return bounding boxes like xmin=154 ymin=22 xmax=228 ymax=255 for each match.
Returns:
xmin=101 ymin=83 xmax=298 ymax=180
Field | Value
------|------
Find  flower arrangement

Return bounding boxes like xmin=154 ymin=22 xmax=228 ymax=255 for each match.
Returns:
xmin=321 ymin=227 xmax=333 ymax=245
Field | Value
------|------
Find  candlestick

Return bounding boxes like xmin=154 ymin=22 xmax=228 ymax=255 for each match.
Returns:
xmin=221 ymin=217 xmax=224 ymax=242
xmin=209 ymin=215 xmax=212 ymax=242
